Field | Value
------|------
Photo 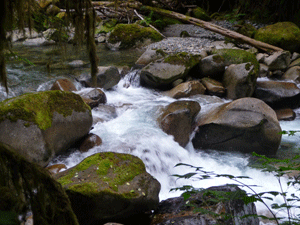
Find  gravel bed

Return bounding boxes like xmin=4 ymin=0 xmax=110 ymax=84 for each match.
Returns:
xmin=147 ymin=20 xmax=266 ymax=54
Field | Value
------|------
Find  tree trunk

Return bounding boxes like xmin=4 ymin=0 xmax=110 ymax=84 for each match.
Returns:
xmin=141 ymin=6 xmax=283 ymax=52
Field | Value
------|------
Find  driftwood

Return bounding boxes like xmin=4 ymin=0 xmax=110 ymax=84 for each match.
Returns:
xmin=140 ymin=6 xmax=283 ymax=52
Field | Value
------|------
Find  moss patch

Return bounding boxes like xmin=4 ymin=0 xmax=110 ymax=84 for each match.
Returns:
xmin=212 ymin=48 xmax=259 ymax=76
xmin=254 ymin=22 xmax=300 ymax=52
xmin=57 ymin=152 xmax=146 ymax=194
xmin=108 ymin=24 xmax=163 ymax=49
xmin=0 ymin=90 xmax=90 ymax=130
xmin=164 ymin=52 xmax=201 ymax=68
xmin=191 ymin=7 xmax=211 ymax=21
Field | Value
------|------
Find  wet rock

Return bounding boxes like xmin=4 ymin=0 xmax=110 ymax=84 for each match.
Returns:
xmin=192 ymin=97 xmax=282 ymax=155
xmin=92 ymin=104 xmax=118 ymax=123
xmin=80 ymin=88 xmax=107 ymax=109
xmin=0 ymin=143 xmax=79 ymax=225
xmin=55 ymin=152 xmax=160 ymax=225
xmin=79 ymin=133 xmax=102 ymax=152
xmin=81 ymin=66 xmax=120 ymax=90
xmin=50 ymin=78 xmax=77 ymax=92
xmin=140 ymin=53 xmax=201 ymax=89
xmin=264 ymin=51 xmax=291 ymax=71
xmin=158 ymin=100 xmax=200 ymax=147
xmin=254 ymin=22 xmax=300 ymax=52
xmin=151 ymin=184 xmax=259 ymax=225
xmin=282 ymin=66 xmax=300 ymax=82
xmin=200 ymin=77 xmax=225 ymax=97
xmin=258 ymin=63 xmax=270 ymax=77
xmin=198 ymin=54 xmax=225 ymax=80
xmin=254 ymin=80 xmax=300 ymax=109
xmin=275 ymin=108 xmax=296 ymax=121
xmin=223 ymin=63 xmax=258 ymax=99
xmin=164 ymin=80 xmax=206 ymax=99
xmin=135 ymin=49 xmax=165 ymax=67
xmin=46 ymin=164 xmax=67 ymax=174
xmin=0 ymin=91 xmax=92 ymax=166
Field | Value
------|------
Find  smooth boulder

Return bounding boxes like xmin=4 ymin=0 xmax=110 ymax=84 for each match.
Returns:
xmin=0 ymin=91 xmax=92 ymax=166
xmin=158 ymin=100 xmax=200 ymax=147
xmin=164 ymin=80 xmax=206 ymax=99
xmin=192 ymin=97 xmax=282 ymax=155
xmin=55 ymin=152 xmax=160 ymax=225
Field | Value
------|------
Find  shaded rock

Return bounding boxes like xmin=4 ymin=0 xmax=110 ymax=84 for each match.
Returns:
xmin=46 ymin=4 xmax=61 ymax=16
xmin=46 ymin=164 xmax=67 ymax=174
xmin=256 ymin=53 xmax=267 ymax=63
xmin=289 ymin=58 xmax=300 ymax=68
xmin=55 ymin=152 xmax=160 ymax=225
xmin=0 ymin=91 xmax=92 ymax=166
xmin=282 ymin=66 xmax=300 ymax=82
xmin=254 ymin=22 xmax=300 ymax=52
xmin=200 ymin=77 xmax=225 ymax=97
xmin=151 ymin=184 xmax=259 ymax=225
xmin=192 ymin=97 xmax=282 ymax=155
xmin=79 ymin=133 xmax=102 ymax=152
xmin=264 ymin=51 xmax=291 ymax=71
xmin=291 ymin=52 xmax=300 ymax=62
xmin=158 ymin=101 xmax=200 ymax=147
xmin=81 ymin=66 xmax=120 ymax=90
xmin=164 ymin=80 xmax=206 ymax=99
xmin=140 ymin=53 xmax=201 ymax=89
xmin=223 ymin=63 xmax=258 ymax=99
xmin=254 ymin=80 xmax=300 ymax=109
xmin=135 ymin=49 xmax=165 ymax=67
xmin=258 ymin=63 xmax=270 ymax=77
xmin=106 ymin=24 xmax=163 ymax=50
xmin=198 ymin=54 xmax=225 ymax=80
xmin=275 ymin=108 xmax=296 ymax=121
xmin=0 ymin=143 xmax=79 ymax=225
xmin=190 ymin=7 xmax=211 ymax=21
xmin=50 ymin=78 xmax=77 ymax=92
xmin=80 ymin=88 xmax=107 ymax=109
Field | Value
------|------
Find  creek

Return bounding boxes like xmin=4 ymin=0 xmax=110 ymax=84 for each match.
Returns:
xmin=3 ymin=42 xmax=300 ymax=224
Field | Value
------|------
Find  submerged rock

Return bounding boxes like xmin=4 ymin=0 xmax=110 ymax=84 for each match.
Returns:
xmin=55 ymin=152 xmax=160 ymax=225
xmin=0 ymin=91 xmax=92 ymax=166
xmin=158 ymin=100 xmax=200 ymax=147
xmin=0 ymin=143 xmax=79 ymax=225
xmin=192 ymin=97 xmax=281 ymax=155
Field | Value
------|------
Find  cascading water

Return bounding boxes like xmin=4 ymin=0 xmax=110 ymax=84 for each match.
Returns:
xmin=3 ymin=44 xmax=300 ymax=224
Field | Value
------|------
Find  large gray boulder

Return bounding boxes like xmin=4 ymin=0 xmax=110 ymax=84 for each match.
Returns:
xmin=192 ymin=97 xmax=282 ymax=155
xmin=0 ymin=91 xmax=92 ymax=166
xmin=158 ymin=100 xmax=200 ymax=147
xmin=55 ymin=152 xmax=160 ymax=225
xmin=264 ymin=51 xmax=291 ymax=71
xmin=198 ymin=54 xmax=225 ymax=80
xmin=223 ymin=63 xmax=258 ymax=99
xmin=254 ymin=80 xmax=300 ymax=109
xmin=140 ymin=53 xmax=201 ymax=89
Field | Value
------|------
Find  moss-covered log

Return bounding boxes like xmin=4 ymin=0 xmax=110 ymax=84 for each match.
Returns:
xmin=140 ymin=6 xmax=283 ymax=52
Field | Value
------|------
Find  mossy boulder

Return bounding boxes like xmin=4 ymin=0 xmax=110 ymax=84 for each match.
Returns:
xmin=191 ymin=7 xmax=211 ymax=21
xmin=55 ymin=152 xmax=160 ymax=225
xmin=140 ymin=52 xmax=201 ymax=89
xmin=0 ymin=142 xmax=79 ymax=225
xmin=254 ymin=22 xmax=300 ymax=52
xmin=106 ymin=24 xmax=163 ymax=50
xmin=96 ymin=19 xmax=118 ymax=34
xmin=0 ymin=91 xmax=92 ymax=167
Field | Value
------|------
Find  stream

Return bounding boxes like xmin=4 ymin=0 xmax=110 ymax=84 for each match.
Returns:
xmin=3 ymin=42 xmax=300 ymax=224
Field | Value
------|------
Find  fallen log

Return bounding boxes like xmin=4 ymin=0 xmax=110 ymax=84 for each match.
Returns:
xmin=140 ymin=6 xmax=283 ymax=52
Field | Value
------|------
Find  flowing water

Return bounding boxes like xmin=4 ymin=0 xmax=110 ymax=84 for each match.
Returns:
xmin=4 ymin=43 xmax=300 ymax=224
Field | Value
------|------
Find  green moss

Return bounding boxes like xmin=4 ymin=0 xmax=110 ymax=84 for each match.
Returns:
xmin=57 ymin=152 xmax=146 ymax=193
xmin=0 ymin=90 xmax=90 ymax=130
xmin=254 ymin=22 xmax=300 ymax=52
xmin=212 ymin=49 xmax=259 ymax=76
xmin=192 ymin=7 xmax=211 ymax=21
xmin=68 ymin=182 xmax=98 ymax=195
xmin=164 ymin=52 xmax=201 ymax=68
xmin=108 ymin=24 xmax=163 ymax=49
xmin=212 ymin=54 xmax=224 ymax=64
